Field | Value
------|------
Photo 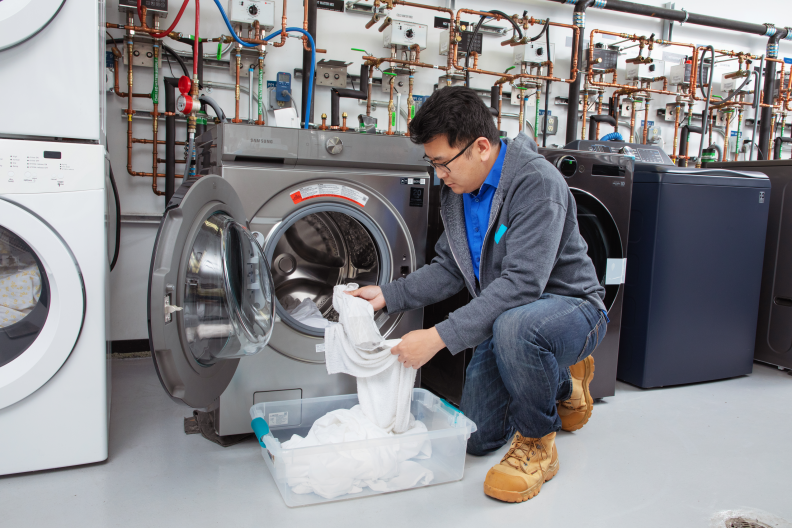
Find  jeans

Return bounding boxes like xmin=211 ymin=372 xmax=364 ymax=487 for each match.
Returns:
xmin=461 ymin=293 xmax=608 ymax=455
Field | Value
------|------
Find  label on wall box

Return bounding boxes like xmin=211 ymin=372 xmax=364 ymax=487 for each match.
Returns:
xmin=290 ymin=184 xmax=370 ymax=207
xmin=317 ymin=0 xmax=344 ymax=12
xmin=605 ymin=258 xmax=627 ymax=285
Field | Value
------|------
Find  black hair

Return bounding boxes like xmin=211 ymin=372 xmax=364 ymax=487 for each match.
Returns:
xmin=408 ymin=86 xmax=499 ymax=149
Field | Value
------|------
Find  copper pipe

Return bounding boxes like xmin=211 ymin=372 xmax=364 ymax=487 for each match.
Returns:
xmin=151 ymin=42 xmax=162 ymax=196
xmin=386 ymin=76 xmax=395 ymax=135
xmin=378 ymin=17 xmax=392 ymax=32
xmin=232 ymin=48 xmax=242 ymax=123
xmin=319 ymin=113 xmax=328 ymax=130
xmin=125 ymin=36 xmax=140 ymax=178
xmin=393 ymin=1 xmax=454 ymax=72
xmin=723 ymin=109 xmax=731 ymax=159
xmin=113 ymin=56 xmax=148 ymax=98
xmin=471 ymin=51 xmax=479 ymax=70
xmin=406 ymin=71 xmax=415 ymax=135
xmin=303 ymin=0 xmax=311 ymax=51
xmin=340 ymin=112 xmax=349 ymax=132
xmin=595 ymin=88 xmax=604 ymax=138
xmin=629 ymin=100 xmax=636 ymax=142
xmin=105 ymin=22 xmax=180 ymax=40
xmin=497 ymin=84 xmax=503 ymax=131
xmin=364 ymin=55 xmax=449 ymax=72
xmin=581 ymin=91 xmax=589 ymax=140
xmin=672 ymin=105 xmax=680 ymax=163
xmin=272 ymin=3 xmax=288 ymax=47
xmin=365 ymin=15 xmax=380 ymax=29
xmin=133 ymin=138 xmax=187 ymax=146
xmin=518 ymin=87 xmax=525 ymax=133
xmin=734 ymin=108 xmax=743 ymax=161
xmin=642 ymin=100 xmax=650 ymax=144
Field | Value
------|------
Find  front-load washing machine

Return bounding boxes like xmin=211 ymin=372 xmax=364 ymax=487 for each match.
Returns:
xmin=148 ymin=125 xmax=429 ymax=435
xmin=0 ymin=139 xmax=108 ymax=475
xmin=420 ymin=144 xmax=634 ymax=403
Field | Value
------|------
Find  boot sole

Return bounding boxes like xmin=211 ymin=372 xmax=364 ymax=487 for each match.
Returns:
xmin=483 ymin=458 xmax=560 ymax=503
xmin=561 ymin=356 xmax=596 ymax=432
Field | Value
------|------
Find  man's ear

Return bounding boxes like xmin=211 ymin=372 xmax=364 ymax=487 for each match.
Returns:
xmin=476 ymin=137 xmax=492 ymax=162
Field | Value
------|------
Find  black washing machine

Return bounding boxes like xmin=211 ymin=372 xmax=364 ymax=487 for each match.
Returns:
xmin=706 ymin=159 xmax=792 ymax=370
xmin=420 ymin=148 xmax=634 ymax=403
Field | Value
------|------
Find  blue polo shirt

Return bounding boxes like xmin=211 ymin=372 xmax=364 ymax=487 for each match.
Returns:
xmin=463 ymin=140 xmax=507 ymax=280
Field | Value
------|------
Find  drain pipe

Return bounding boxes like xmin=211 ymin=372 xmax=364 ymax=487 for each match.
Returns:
xmin=758 ymin=33 xmax=783 ymax=159
xmin=565 ymin=0 xmax=598 ymax=145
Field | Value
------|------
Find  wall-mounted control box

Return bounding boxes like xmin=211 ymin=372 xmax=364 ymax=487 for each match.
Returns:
xmin=227 ymin=0 xmax=275 ymax=29
xmin=513 ymin=43 xmax=555 ymax=66
xmin=625 ymin=60 xmax=666 ymax=81
xmin=383 ymin=20 xmax=428 ymax=50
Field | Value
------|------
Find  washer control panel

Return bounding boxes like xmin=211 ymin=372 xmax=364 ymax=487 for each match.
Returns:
xmin=0 ymin=140 xmax=104 ymax=193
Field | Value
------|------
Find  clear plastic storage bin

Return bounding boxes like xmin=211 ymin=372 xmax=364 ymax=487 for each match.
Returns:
xmin=249 ymin=388 xmax=477 ymax=507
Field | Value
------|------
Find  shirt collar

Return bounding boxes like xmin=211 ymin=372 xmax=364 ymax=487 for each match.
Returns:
xmin=471 ymin=139 xmax=507 ymax=195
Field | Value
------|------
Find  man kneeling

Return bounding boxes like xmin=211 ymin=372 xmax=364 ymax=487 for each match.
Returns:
xmin=349 ymin=86 xmax=608 ymax=503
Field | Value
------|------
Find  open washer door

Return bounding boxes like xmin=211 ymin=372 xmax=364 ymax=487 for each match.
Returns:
xmin=148 ymin=176 xmax=275 ymax=409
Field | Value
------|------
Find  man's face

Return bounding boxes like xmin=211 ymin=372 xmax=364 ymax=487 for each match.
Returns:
xmin=423 ymin=135 xmax=495 ymax=194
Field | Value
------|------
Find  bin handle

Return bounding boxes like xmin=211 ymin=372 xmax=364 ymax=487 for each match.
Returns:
xmin=251 ymin=417 xmax=270 ymax=448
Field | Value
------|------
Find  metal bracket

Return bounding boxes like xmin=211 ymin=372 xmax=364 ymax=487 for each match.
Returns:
xmin=316 ymin=59 xmax=352 ymax=87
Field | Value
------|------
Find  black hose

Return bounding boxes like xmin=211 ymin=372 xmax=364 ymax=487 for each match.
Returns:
xmin=759 ymin=35 xmax=781 ymax=160
xmin=162 ymin=44 xmax=189 ymax=78
xmin=164 ymin=77 xmax=179 ymax=204
xmin=697 ymin=45 xmax=715 ymax=163
xmin=330 ymin=64 xmax=369 ymax=127
xmin=589 ymin=115 xmax=617 ymax=140
xmin=678 ymin=124 xmax=702 ymax=166
xmin=490 ymin=85 xmax=500 ymax=116
xmin=302 ymin=0 xmax=318 ymax=124
xmin=108 ymin=162 xmax=121 ymax=272
xmin=464 ymin=11 xmax=524 ymax=87
xmin=199 ymin=95 xmax=228 ymax=122
xmin=773 ymin=137 xmax=792 ymax=159
xmin=542 ymin=19 xmax=552 ymax=147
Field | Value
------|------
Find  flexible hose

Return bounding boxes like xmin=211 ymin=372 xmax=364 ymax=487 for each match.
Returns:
xmin=601 ymin=132 xmax=624 ymax=141
xmin=708 ymin=143 xmax=722 ymax=161
xmin=199 ymin=94 xmax=228 ymax=122
xmin=108 ymin=162 xmax=121 ymax=271
xmin=697 ymin=45 xmax=715 ymax=162
xmin=143 ymin=0 xmax=191 ymax=39
xmin=184 ymin=134 xmax=195 ymax=180
xmin=464 ymin=11 xmax=524 ymax=87
xmin=214 ymin=0 xmax=258 ymax=47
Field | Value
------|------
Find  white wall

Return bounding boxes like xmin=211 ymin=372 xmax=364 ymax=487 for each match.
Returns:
xmin=105 ymin=0 xmax=791 ymax=341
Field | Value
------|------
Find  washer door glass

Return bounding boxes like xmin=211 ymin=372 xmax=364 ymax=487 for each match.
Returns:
xmin=572 ymin=189 xmax=622 ymax=311
xmin=183 ymin=212 xmax=275 ymax=366
xmin=266 ymin=206 xmax=389 ymax=337
xmin=0 ymin=225 xmax=49 ymax=367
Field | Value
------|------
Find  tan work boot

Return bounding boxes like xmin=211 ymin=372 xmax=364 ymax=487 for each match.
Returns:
xmin=558 ymin=355 xmax=596 ymax=432
xmin=483 ymin=432 xmax=559 ymax=503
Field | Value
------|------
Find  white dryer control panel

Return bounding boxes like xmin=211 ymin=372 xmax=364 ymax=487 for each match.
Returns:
xmin=0 ymin=140 xmax=104 ymax=194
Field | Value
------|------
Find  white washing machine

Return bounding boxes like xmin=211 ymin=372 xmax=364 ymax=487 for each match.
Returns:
xmin=147 ymin=124 xmax=429 ymax=436
xmin=0 ymin=0 xmax=103 ymax=141
xmin=0 ymin=139 xmax=108 ymax=476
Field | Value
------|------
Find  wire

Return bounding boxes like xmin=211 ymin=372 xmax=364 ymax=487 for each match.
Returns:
xmin=162 ymin=44 xmax=190 ymax=77
xmin=107 ymin=162 xmax=121 ymax=271
xmin=283 ymin=90 xmax=301 ymax=117
xmin=464 ymin=11 xmax=525 ymax=88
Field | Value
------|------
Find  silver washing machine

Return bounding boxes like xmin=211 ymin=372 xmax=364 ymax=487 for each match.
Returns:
xmin=147 ymin=124 xmax=430 ymax=436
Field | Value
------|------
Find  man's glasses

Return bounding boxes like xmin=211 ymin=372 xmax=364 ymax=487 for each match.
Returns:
xmin=423 ymin=138 xmax=478 ymax=173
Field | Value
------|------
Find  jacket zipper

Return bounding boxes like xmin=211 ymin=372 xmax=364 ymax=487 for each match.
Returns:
xmin=440 ymin=208 xmax=477 ymax=298
xmin=479 ymin=201 xmax=503 ymax=286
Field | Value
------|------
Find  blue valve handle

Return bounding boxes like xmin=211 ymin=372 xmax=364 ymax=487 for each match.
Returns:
xmin=251 ymin=417 xmax=270 ymax=448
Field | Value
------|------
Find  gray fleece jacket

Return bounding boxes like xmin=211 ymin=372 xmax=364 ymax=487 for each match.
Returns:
xmin=380 ymin=132 xmax=606 ymax=354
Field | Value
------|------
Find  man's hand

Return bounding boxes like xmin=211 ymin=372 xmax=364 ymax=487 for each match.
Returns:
xmin=345 ymin=285 xmax=386 ymax=311
xmin=391 ymin=328 xmax=446 ymax=369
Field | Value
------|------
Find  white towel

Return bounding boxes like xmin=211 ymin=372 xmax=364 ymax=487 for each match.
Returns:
xmin=280 ymin=405 xmax=432 ymax=499
xmin=0 ymin=264 xmax=42 ymax=329
xmin=323 ymin=283 xmax=417 ymax=434
xmin=286 ymin=297 xmax=329 ymax=329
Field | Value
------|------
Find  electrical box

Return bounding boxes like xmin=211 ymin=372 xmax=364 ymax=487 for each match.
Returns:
xmin=625 ymin=60 xmax=666 ymax=81
xmin=119 ymin=0 xmax=168 ymax=15
xmin=582 ymin=46 xmax=619 ymax=72
xmin=620 ymin=100 xmax=634 ymax=117
xmin=665 ymin=102 xmax=683 ymax=122
xmin=511 ymin=83 xmax=538 ymax=106
xmin=542 ymin=115 xmax=558 ymax=136
xmin=383 ymin=20 xmax=428 ymax=50
xmin=440 ymin=30 xmax=482 ymax=56
xmin=381 ymin=68 xmax=410 ymax=93
xmin=230 ymin=48 xmax=265 ymax=78
xmin=670 ymin=60 xmax=710 ymax=86
xmin=316 ymin=59 xmax=350 ymax=88
xmin=513 ymin=42 xmax=555 ymax=66
xmin=227 ymin=0 xmax=275 ymax=29
xmin=122 ymin=38 xmax=162 ymax=68
xmin=721 ymin=71 xmax=751 ymax=94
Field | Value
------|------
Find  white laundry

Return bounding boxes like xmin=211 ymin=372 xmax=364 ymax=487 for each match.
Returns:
xmin=0 ymin=264 xmax=42 ymax=329
xmin=324 ymin=283 xmax=417 ymax=434
xmin=280 ymin=405 xmax=433 ymax=499
xmin=285 ymin=297 xmax=329 ymax=329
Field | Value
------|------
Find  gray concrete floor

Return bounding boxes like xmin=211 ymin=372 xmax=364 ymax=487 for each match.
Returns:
xmin=2 ymin=358 xmax=791 ymax=528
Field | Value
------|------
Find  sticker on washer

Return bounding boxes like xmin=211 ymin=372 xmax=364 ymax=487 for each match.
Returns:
xmin=605 ymin=258 xmax=627 ymax=285
xmin=315 ymin=343 xmax=326 ymax=353
xmin=400 ymin=177 xmax=427 ymax=185
xmin=290 ymin=184 xmax=369 ymax=207
xmin=268 ymin=412 xmax=289 ymax=426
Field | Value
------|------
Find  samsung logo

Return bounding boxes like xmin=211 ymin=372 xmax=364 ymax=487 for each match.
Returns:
xmin=250 ymin=139 xmax=274 ymax=144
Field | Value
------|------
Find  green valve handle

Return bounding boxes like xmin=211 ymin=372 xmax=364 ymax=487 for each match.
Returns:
xmin=516 ymin=85 xmax=529 ymax=90
xmin=383 ymin=72 xmax=397 ymax=76
xmin=351 ymin=48 xmax=370 ymax=55
xmin=504 ymin=65 xmax=516 ymax=73
xmin=217 ymin=41 xmax=223 ymax=60
xmin=391 ymin=111 xmax=396 ymax=127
